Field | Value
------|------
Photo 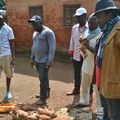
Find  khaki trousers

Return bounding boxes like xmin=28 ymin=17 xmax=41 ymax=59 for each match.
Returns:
xmin=0 ymin=55 xmax=13 ymax=78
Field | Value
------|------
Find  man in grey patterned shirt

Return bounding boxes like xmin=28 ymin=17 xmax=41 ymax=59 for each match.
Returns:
xmin=28 ymin=15 xmax=56 ymax=106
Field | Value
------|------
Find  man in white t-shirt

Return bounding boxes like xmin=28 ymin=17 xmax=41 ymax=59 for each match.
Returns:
xmin=0 ymin=11 xmax=15 ymax=101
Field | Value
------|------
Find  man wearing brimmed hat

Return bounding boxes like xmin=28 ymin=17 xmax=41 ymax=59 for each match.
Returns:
xmin=67 ymin=7 xmax=88 ymax=95
xmin=94 ymin=0 xmax=120 ymax=119
xmin=0 ymin=10 xmax=15 ymax=101
xmin=28 ymin=15 xmax=56 ymax=106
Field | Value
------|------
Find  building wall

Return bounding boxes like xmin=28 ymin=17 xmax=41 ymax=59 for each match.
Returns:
xmin=6 ymin=0 xmax=95 ymax=49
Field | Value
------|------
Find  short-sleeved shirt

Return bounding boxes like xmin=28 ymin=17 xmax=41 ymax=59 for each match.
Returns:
xmin=0 ymin=23 xmax=15 ymax=57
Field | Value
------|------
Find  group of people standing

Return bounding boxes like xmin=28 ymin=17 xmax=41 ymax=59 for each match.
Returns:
xmin=0 ymin=0 xmax=120 ymax=120
xmin=67 ymin=5 xmax=104 ymax=120
xmin=0 ymin=9 xmax=56 ymax=106
xmin=67 ymin=0 xmax=120 ymax=120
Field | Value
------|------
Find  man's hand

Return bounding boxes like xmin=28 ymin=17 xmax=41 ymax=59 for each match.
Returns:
xmin=31 ymin=60 xmax=37 ymax=69
xmin=83 ymin=40 xmax=89 ymax=48
xmin=82 ymin=40 xmax=95 ymax=53
xmin=10 ymin=59 xmax=15 ymax=68
xmin=46 ymin=64 xmax=52 ymax=71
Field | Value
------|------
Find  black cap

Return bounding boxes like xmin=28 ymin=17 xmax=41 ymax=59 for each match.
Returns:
xmin=28 ymin=15 xmax=42 ymax=23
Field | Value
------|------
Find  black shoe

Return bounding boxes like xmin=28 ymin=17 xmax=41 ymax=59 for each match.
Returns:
xmin=71 ymin=103 xmax=89 ymax=108
xmin=37 ymin=99 xmax=46 ymax=106
xmin=66 ymin=90 xmax=80 ymax=96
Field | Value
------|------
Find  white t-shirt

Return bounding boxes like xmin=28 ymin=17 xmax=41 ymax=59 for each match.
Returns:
xmin=0 ymin=23 xmax=15 ymax=57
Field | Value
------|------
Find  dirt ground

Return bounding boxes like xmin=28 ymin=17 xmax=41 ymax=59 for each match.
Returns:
xmin=0 ymin=56 xmax=81 ymax=119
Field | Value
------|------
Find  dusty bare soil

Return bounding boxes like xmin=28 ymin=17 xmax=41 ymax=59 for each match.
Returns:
xmin=0 ymin=57 xmax=81 ymax=119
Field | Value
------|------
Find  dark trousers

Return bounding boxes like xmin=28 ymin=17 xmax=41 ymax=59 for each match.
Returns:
xmin=73 ymin=60 xmax=83 ymax=91
xmin=90 ymin=83 xmax=93 ymax=96
xmin=107 ymin=98 xmax=120 ymax=120
xmin=100 ymin=95 xmax=120 ymax=120
xmin=36 ymin=63 xmax=49 ymax=100
xmin=100 ymin=95 xmax=110 ymax=120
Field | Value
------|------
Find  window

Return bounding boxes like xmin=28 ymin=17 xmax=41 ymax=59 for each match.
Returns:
xmin=29 ymin=6 xmax=43 ymax=20
xmin=63 ymin=5 xmax=80 ymax=28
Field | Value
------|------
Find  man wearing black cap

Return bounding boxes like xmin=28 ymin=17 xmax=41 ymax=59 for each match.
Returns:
xmin=94 ymin=0 xmax=120 ymax=119
xmin=28 ymin=15 xmax=56 ymax=106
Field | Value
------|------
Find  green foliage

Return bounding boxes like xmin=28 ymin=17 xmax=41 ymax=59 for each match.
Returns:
xmin=54 ymin=48 xmax=70 ymax=63
xmin=15 ymin=48 xmax=71 ymax=63
xmin=0 ymin=0 xmax=6 ymax=10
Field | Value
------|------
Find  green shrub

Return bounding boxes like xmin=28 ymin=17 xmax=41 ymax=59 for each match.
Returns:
xmin=15 ymin=48 xmax=71 ymax=63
